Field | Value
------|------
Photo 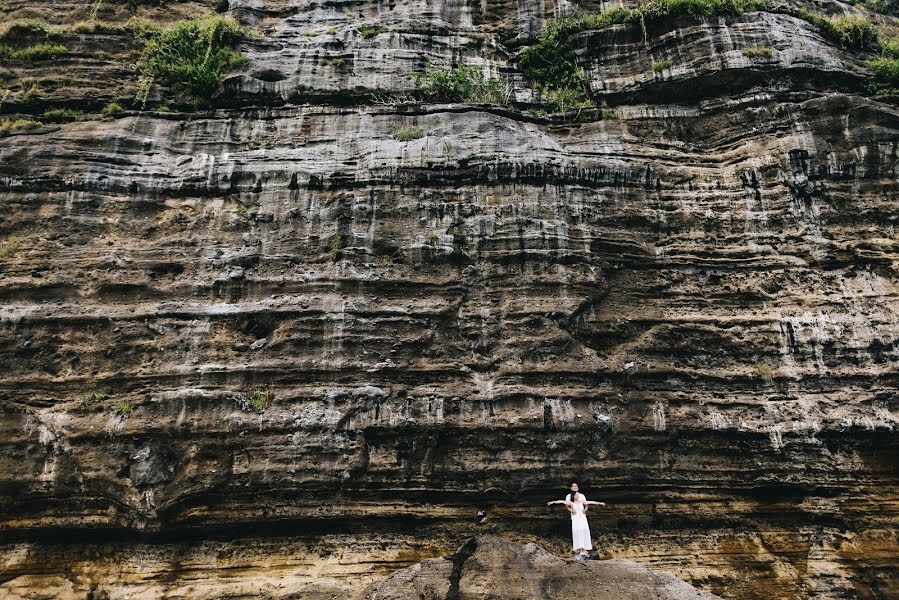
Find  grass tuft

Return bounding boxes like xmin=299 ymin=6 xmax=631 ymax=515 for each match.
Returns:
xmin=0 ymin=119 xmax=41 ymax=135
xmin=0 ymin=241 xmax=20 ymax=257
xmin=237 ymin=388 xmax=274 ymax=412
xmin=79 ymin=391 xmax=109 ymax=405
xmin=358 ymin=24 xmax=386 ymax=39
xmin=394 ymin=125 xmax=424 ymax=141
xmin=0 ymin=42 xmax=67 ymax=61
xmin=111 ymin=399 xmax=134 ymax=416
xmin=101 ymin=102 xmax=125 ymax=116
xmin=742 ymin=46 xmax=773 ymax=58
xmin=652 ymin=59 xmax=673 ymax=71
xmin=42 ymin=108 xmax=85 ymax=121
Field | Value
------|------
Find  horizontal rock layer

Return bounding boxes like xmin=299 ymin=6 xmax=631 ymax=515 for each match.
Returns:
xmin=1 ymin=0 xmax=898 ymax=599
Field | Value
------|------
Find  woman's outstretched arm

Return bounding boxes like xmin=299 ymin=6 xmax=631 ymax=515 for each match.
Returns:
xmin=584 ymin=501 xmax=606 ymax=506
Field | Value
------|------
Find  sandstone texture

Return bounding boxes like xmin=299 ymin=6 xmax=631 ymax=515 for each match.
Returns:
xmin=1 ymin=0 xmax=898 ymax=599
xmin=368 ymin=535 xmax=722 ymax=599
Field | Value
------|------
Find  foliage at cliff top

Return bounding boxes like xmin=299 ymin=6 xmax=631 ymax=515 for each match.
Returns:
xmin=141 ymin=14 xmax=248 ymax=100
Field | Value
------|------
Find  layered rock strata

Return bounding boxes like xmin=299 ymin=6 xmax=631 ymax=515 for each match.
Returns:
xmin=1 ymin=0 xmax=898 ymax=599
xmin=368 ymin=535 xmax=723 ymax=599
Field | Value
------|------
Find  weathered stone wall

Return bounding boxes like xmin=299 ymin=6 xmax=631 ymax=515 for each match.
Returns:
xmin=1 ymin=1 xmax=897 ymax=598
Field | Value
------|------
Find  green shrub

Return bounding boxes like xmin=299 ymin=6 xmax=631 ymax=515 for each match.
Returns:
xmin=413 ymin=63 xmax=510 ymax=104
xmin=880 ymin=35 xmax=899 ymax=59
xmin=867 ymin=56 xmax=899 ymax=92
xmin=652 ymin=59 xmax=673 ymax=71
xmin=0 ymin=119 xmax=41 ymax=135
xmin=111 ymin=399 xmax=134 ymax=416
xmin=538 ymin=86 xmax=592 ymax=113
xmin=142 ymin=15 xmax=248 ymax=99
xmin=79 ymin=391 xmax=108 ymax=405
xmin=358 ymin=24 xmax=386 ymax=39
xmin=394 ymin=125 xmax=424 ymax=141
xmin=0 ymin=43 xmax=67 ymax=60
xmin=101 ymin=102 xmax=125 ymax=116
xmin=237 ymin=388 xmax=274 ymax=412
xmin=796 ymin=10 xmax=877 ymax=51
xmin=42 ymin=108 xmax=85 ymax=121
xmin=742 ymin=46 xmax=773 ymax=58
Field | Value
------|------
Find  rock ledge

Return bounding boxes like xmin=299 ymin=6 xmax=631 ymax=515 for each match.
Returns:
xmin=368 ymin=535 xmax=721 ymax=600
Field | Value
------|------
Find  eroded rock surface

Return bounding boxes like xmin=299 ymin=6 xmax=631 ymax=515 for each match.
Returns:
xmin=368 ymin=535 xmax=721 ymax=600
xmin=1 ymin=0 xmax=898 ymax=599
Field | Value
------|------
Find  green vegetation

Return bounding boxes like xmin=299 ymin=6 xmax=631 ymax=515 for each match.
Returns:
xmin=518 ymin=0 xmax=767 ymax=113
xmin=864 ymin=33 xmax=899 ymax=93
xmin=328 ymin=233 xmax=342 ymax=261
xmin=0 ymin=119 xmax=40 ymax=135
xmin=238 ymin=388 xmax=274 ymax=412
xmin=394 ymin=125 xmax=424 ymax=141
xmin=42 ymin=108 xmax=85 ymax=121
xmin=358 ymin=24 xmax=386 ymax=39
xmin=79 ymin=391 xmax=108 ymax=405
xmin=111 ymin=399 xmax=134 ymax=416
xmin=21 ymin=82 xmax=43 ymax=102
xmin=101 ymin=102 xmax=125 ymax=116
xmin=0 ymin=42 xmax=67 ymax=61
xmin=795 ymin=10 xmax=877 ymax=51
xmin=652 ymin=59 xmax=673 ymax=71
xmin=742 ymin=46 xmax=773 ymax=58
xmin=0 ymin=241 xmax=19 ymax=257
xmin=141 ymin=14 xmax=248 ymax=99
xmin=413 ymin=63 xmax=510 ymax=105
xmin=867 ymin=56 xmax=899 ymax=93
xmin=0 ymin=19 xmax=57 ymax=42
xmin=320 ymin=57 xmax=346 ymax=67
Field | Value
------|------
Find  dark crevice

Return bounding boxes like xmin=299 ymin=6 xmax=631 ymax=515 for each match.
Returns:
xmin=445 ymin=536 xmax=478 ymax=600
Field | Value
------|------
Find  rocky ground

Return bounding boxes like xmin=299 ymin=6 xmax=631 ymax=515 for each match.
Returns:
xmin=1 ymin=0 xmax=898 ymax=598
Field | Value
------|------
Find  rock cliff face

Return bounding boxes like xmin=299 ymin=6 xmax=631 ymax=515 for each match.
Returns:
xmin=1 ymin=0 xmax=898 ymax=599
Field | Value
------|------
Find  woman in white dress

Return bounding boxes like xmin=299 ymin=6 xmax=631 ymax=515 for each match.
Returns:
xmin=547 ymin=483 xmax=606 ymax=556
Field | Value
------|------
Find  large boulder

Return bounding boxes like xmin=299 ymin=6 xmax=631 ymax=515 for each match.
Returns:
xmin=368 ymin=535 xmax=721 ymax=600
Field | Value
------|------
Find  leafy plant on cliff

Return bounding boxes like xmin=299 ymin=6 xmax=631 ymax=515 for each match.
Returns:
xmin=358 ymin=24 xmax=387 ymax=39
xmin=866 ymin=55 xmax=899 ymax=93
xmin=237 ymin=388 xmax=274 ymax=413
xmin=139 ymin=14 xmax=248 ymax=100
xmin=79 ymin=391 xmax=109 ymax=406
xmin=413 ymin=63 xmax=511 ymax=105
xmin=795 ymin=10 xmax=878 ymax=52
xmin=652 ymin=59 xmax=673 ymax=71
xmin=111 ymin=399 xmax=134 ymax=416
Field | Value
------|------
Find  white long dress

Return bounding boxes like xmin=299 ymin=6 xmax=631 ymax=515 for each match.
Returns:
xmin=570 ymin=500 xmax=593 ymax=551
